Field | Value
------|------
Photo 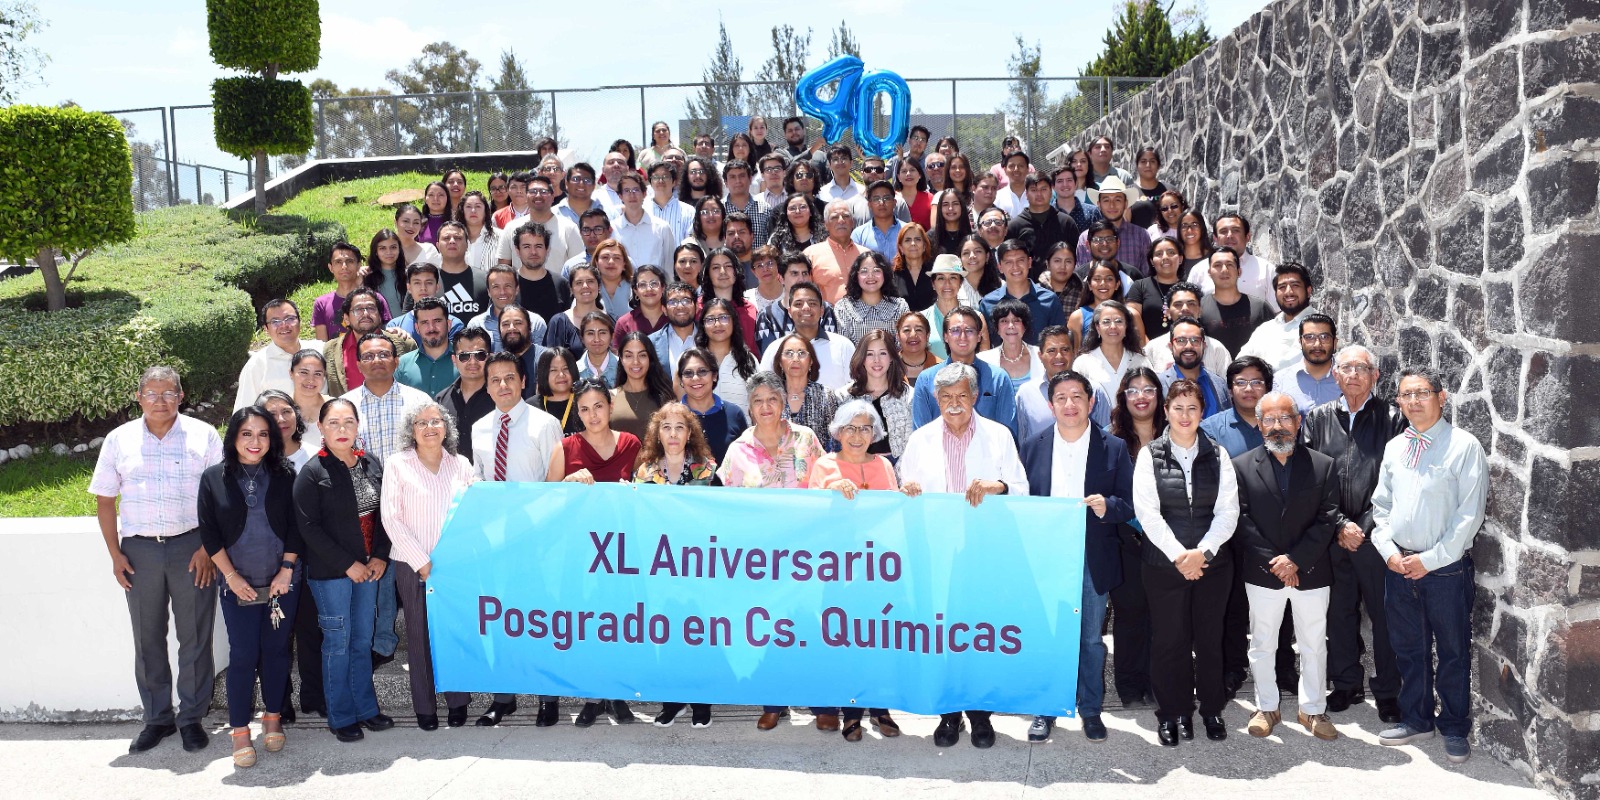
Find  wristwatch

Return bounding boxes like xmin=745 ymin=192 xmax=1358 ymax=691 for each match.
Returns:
xmin=1202 ymin=548 xmax=1216 ymax=563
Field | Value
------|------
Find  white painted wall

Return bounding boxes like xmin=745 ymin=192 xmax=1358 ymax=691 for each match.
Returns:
xmin=0 ymin=517 xmax=228 ymax=722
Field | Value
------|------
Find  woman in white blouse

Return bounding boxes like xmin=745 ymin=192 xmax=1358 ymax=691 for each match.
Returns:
xmin=1072 ymin=300 xmax=1147 ymax=404
xmin=379 ymin=401 xmax=477 ymax=732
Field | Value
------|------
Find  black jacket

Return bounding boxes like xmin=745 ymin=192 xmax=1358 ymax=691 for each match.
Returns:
xmin=1019 ymin=425 xmax=1136 ymax=595
xmin=1142 ymin=433 xmax=1227 ymax=570
xmin=293 ymin=451 xmax=390 ymax=580
xmin=1300 ymin=395 xmax=1407 ymax=534
xmin=1007 ymin=208 xmax=1080 ymax=278
xmin=1231 ymin=445 xmax=1341 ymax=591
xmin=197 ymin=462 xmax=301 ymax=558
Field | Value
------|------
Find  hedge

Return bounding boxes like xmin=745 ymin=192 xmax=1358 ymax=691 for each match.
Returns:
xmin=213 ymin=76 xmax=315 ymax=159
xmin=0 ymin=206 xmax=344 ymax=426
xmin=206 ymin=0 xmax=321 ymax=74
xmin=0 ymin=106 xmax=135 ymax=261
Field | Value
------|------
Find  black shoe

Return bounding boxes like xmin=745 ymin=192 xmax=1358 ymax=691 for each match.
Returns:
xmin=178 ymin=723 xmax=208 ymax=752
xmin=574 ymin=702 xmax=604 ymax=728
xmin=536 ymin=700 xmax=560 ymax=727
xmin=333 ymin=724 xmax=364 ymax=742
xmin=371 ymin=651 xmax=395 ymax=670
xmin=608 ymin=699 xmax=636 ymax=724
xmin=359 ymin=714 xmax=394 ymax=732
xmin=417 ymin=714 xmax=439 ymax=731
xmin=128 ymin=723 xmax=177 ymax=753
xmin=280 ymin=705 xmax=296 ymax=724
xmin=1223 ymin=671 xmax=1245 ymax=699
xmin=476 ymin=700 xmax=517 ymax=727
xmin=933 ymin=715 xmax=964 ymax=747
xmin=1203 ymin=714 xmax=1227 ymax=740
xmin=1377 ymin=697 xmax=1403 ymax=724
xmin=1327 ymin=688 xmax=1362 ymax=713
xmin=447 ymin=706 xmax=469 ymax=728
xmin=654 ymin=702 xmax=686 ymax=727
xmin=1157 ymin=720 xmax=1180 ymax=747
xmin=1027 ymin=715 xmax=1053 ymax=742
xmin=970 ymin=716 xmax=996 ymax=749
xmin=691 ymin=704 xmax=712 ymax=728
xmin=1177 ymin=716 xmax=1194 ymax=740
xmin=1083 ymin=715 xmax=1107 ymax=742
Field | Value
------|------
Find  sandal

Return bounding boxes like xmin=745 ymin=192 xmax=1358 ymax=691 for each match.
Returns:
xmin=872 ymin=714 xmax=901 ymax=737
xmin=842 ymin=719 xmax=863 ymax=742
xmin=230 ymin=727 xmax=257 ymax=768
xmin=261 ymin=713 xmax=286 ymax=753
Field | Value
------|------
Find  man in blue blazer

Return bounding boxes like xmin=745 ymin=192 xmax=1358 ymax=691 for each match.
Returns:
xmin=1018 ymin=370 xmax=1135 ymax=744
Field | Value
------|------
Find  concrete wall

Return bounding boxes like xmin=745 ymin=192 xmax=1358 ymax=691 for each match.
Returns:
xmin=1071 ymin=0 xmax=1599 ymax=795
xmin=0 ymin=518 xmax=229 ymax=722
xmin=222 ymin=150 xmax=550 ymax=214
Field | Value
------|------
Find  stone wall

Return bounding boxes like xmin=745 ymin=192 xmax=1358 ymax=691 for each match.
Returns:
xmin=1071 ymin=0 xmax=1598 ymax=795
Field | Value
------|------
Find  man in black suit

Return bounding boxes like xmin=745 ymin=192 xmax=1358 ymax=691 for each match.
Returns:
xmin=1233 ymin=391 xmax=1342 ymax=742
xmin=1018 ymin=371 xmax=1135 ymax=744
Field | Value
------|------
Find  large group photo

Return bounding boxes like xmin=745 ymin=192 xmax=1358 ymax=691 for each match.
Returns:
xmin=0 ymin=0 xmax=1592 ymax=799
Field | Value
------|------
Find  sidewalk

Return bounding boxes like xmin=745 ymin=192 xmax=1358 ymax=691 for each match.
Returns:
xmin=0 ymin=698 xmax=1543 ymax=800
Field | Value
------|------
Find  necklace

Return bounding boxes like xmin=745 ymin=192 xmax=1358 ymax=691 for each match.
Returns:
xmin=241 ymin=464 xmax=264 ymax=508
xmin=1001 ymin=346 xmax=1027 ymax=364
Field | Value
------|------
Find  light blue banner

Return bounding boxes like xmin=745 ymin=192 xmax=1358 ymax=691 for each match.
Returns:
xmin=427 ymin=482 xmax=1084 ymax=716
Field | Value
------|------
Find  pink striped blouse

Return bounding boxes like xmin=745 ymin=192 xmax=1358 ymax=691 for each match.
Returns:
xmin=380 ymin=449 xmax=477 ymax=570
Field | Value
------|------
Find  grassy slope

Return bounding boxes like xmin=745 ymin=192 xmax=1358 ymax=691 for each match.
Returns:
xmin=274 ymin=171 xmax=495 ymax=251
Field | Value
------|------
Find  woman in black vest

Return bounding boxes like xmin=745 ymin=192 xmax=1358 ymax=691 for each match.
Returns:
xmin=1130 ymin=379 xmax=1241 ymax=746
xmin=199 ymin=406 xmax=301 ymax=768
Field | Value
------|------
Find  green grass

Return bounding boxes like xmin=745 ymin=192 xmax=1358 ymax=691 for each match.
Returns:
xmin=275 ymin=171 xmax=495 ymax=251
xmin=0 ymin=452 xmax=99 ymax=517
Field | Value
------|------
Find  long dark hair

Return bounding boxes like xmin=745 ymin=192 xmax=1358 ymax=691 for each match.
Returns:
xmin=536 ymin=347 xmax=581 ymax=398
xmin=1076 ymin=260 xmax=1128 ymax=308
xmin=364 ymin=229 xmax=406 ymax=300
xmin=846 ymin=328 xmax=908 ymax=398
xmin=1080 ymin=299 xmax=1144 ymax=354
xmin=960 ymin=234 xmax=1002 ymax=294
xmin=680 ymin=155 xmax=725 ymax=202
xmin=932 ymin=189 xmax=973 ymax=256
xmin=694 ymin=296 xmax=758 ymax=379
xmin=617 ymin=331 xmax=675 ymax=406
xmin=769 ymin=192 xmax=821 ymax=252
xmin=1180 ymin=208 xmax=1214 ymax=255
xmin=699 ymin=246 xmax=749 ymax=309
xmin=1110 ymin=367 xmax=1166 ymax=454
xmin=422 ymin=180 xmax=454 ymax=220
xmin=609 ymin=139 xmax=637 ymax=169
xmin=690 ymin=194 xmax=727 ymax=241
xmin=726 ymin=133 xmax=758 ymax=165
xmin=223 ymin=406 xmax=292 ymax=478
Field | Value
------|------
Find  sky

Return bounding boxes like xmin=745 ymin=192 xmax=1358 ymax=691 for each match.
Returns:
xmin=18 ymin=0 xmax=1270 ymax=169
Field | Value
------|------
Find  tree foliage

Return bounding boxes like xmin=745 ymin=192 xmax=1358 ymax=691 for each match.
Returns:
xmin=751 ymin=24 xmax=811 ymax=122
xmin=684 ymin=22 xmax=747 ymax=139
xmin=0 ymin=1 xmax=49 ymax=105
xmin=206 ymin=0 xmax=320 ymax=74
xmin=1082 ymin=0 xmax=1214 ymax=78
xmin=826 ymin=20 xmax=860 ymax=60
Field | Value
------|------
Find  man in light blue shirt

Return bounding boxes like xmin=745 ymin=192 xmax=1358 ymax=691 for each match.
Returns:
xmin=1370 ymin=366 xmax=1488 ymax=765
xmin=1157 ymin=318 xmax=1231 ymax=418
xmin=1274 ymin=313 xmax=1341 ymax=413
xmin=850 ymin=181 xmax=903 ymax=261
xmin=1200 ymin=355 xmax=1272 ymax=458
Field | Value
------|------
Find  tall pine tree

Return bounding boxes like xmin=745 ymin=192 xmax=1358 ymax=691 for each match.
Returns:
xmin=685 ymin=21 xmax=747 ymax=138
xmin=1082 ymin=0 xmax=1213 ymax=78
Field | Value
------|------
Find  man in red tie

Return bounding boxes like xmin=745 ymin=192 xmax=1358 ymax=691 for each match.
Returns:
xmin=468 ymin=351 xmax=564 ymax=726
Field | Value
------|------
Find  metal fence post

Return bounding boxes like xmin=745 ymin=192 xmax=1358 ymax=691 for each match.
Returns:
xmin=472 ymin=90 xmax=482 ymax=153
xmin=549 ymin=91 xmax=559 ymax=143
xmin=392 ymin=96 xmax=403 ymax=156
xmin=315 ymin=99 xmax=326 ymax=160
xmin=950 ymin=79 xmax=957 ymax=140
xmin=639 ymin=86 xmax=647 ymax=149
xmin=223 ymin=171 xmax=230 ymax=202
xmin=164 ymin=108 xmax=178 ymax=207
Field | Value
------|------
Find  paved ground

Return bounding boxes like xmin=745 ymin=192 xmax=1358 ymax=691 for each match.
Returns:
xmin=0 ymin=695 xmax=1544 ymax=800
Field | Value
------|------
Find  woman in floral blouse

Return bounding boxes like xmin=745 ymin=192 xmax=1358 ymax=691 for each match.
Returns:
xmin=714 ymin=371 xmax=823 ymax=490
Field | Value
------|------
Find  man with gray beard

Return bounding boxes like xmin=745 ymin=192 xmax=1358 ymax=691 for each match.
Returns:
xmin=1230 ymin=392 xmax=1343 ymax=742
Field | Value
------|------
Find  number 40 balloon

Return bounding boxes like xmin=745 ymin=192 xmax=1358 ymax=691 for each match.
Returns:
xmin=793 ymin=56 xmax=912 ymax=160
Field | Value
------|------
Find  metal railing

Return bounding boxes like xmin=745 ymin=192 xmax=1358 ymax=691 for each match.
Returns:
xmin=96 ymin=76 xmax=1155 ymax=210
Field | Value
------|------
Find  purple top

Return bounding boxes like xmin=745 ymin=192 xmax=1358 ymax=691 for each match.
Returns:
xmin=417 ymin=214 xmax=447 ymax=244
xmin=312 ymin=290 xmax=392 ymax=339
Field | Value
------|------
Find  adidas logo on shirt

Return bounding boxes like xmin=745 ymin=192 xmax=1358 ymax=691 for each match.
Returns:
xmin=442 ymin=282 xmax=482 ymax=316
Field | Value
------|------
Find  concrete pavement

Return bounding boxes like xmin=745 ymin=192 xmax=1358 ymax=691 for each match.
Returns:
xmin=0 ymin=698 xmax=1544 ymax=799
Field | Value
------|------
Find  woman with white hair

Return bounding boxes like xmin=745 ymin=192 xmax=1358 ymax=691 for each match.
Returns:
xmin=379 ymin=401 xmax=477 ymax=731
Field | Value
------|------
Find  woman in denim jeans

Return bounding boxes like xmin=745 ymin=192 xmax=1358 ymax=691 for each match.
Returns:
xmin=293 ymin=398 xmax=394 ymax=743
xmin=198 ymin=406 xmax=302 ymax=767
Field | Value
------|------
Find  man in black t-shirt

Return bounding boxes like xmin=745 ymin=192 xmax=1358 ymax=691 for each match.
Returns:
xmin=436 ymin=221 xmax=487 ymax=327
xmin=1199 ymin=246 xmax=1272 ymax=356
xmin=1006 ymin=174 xmax=1080 ymax=279
xmin=511 ymin=221 xmax=571 ymax=324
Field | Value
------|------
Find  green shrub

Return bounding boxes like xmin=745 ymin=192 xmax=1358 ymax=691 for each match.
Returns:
xmin=206 ymin=0 xmax=321 ymax=73
xmin=0 ymin=106 xmax=135 ymax=261
xmin=0 ymin=206 xmax=345 ymax=425
xmin=213 ymin=76 xmax=315 ymax=159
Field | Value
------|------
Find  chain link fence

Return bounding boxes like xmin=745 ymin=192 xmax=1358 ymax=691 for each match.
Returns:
xmin=105 ymin=106 xmax=252 ymax=210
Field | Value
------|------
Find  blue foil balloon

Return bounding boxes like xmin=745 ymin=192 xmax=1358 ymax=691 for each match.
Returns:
xmin=794 ymin=55 xmax=863 ymax=144
xmin=852 ymin=69 xmax=912 ymax=160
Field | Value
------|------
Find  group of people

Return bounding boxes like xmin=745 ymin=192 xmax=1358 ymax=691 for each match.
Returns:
xmin=95 ymin=126 xmax=1487 ymax=769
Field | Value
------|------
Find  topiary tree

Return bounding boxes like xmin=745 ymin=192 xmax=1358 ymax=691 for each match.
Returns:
xmin=207 ymin=0 xmax=320 ymax=215
xmin=0 ymin=105 xmax=135 ymax=311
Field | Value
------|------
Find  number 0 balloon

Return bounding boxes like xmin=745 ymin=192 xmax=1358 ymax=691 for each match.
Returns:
xmin=853 ymin=69 xmax=911 ymax=160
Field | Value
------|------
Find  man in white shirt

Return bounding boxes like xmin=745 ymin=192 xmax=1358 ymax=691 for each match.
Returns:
xmin=553 ymin=163 xmax=601 ymax=228
xmin=91 ymin=365 xmax=224 ymax=755
xmin=897 ymin=361 xmax=1028 ymax=749
xmin=235 ymin=298 xmax=317 ymax=410
xmin=757 ymin=282 xmax=855 ymax=390
xmin=496 ymin=176 xmax=583 ymax=272
xmin=468 ymin=350 xmax=565 ymax=727
xmin=1239 ymin=262 xmax=1317 ymax=373
xmin=1145 ymin=283 xmax=1233 ymax=375
xmin=595 ymin=152 xmax=628 ymax=212
xmin=993 ymin=151 xmax=1032 ymax=217
xmin=607 ymin=172 xmax=677 ymax=270
xmin=646 ymin=162 xmax=694 ymax=242
xmin=819 ymin=145 xmax=864 ymax=205
xmin=1185 ymin=213 xmax=1279 ymax=311
xmin=756 ymin=152 xmax=789 ymax=212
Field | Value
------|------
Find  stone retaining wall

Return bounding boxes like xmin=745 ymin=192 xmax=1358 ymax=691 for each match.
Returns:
xmin=1071 ymin=0 xmax=1599 ymax=796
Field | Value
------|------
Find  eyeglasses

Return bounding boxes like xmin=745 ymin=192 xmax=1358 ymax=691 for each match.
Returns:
xmin=413 ymin=418 xmax=448 ymax=429
xmin=1160 ymin=204 xmax=1183 ymax=212
xmin=635 ymin=280 xmax=662 ymax=291
xmin=1398 ymin=389 xmax=1438 ymax=401
xmin=792 ymin=171 xmax=814 ymax=179
xmin=650 ymin=175 xmax=674 ymax=183
xmin=1300 ymin=332 xmax=1335 ymax=343
xmin=456 ymin=349 xmax=489 ymax=362
xmin=580 ymin=226 xmax=610 ymax=236
xmin=868 ymin=195 xmax=895 ymax=205
xmin=698 ymin=209 xmax=722 ymax=217
xmin=1335 ymin=363 xmax=1374 ymax=374
xmin=840 ymin=424 xmax=875 ymax=436
xmin=619 ymin=187 xmax=644 ymax=196
xmin=780 ymin=349 xmax=810 ymax=359
xmin=979 ymin=219 xmax=1005 ymax=228
xmin=358 ymin=352 xmax=395 ymax=363
xmin=567 ymin=176 xmax=594 ymax=185
xmin=1097 ymin=317 xmax=1127 ymax=328
xmin=926 ymin=162 xmax=946 ymax=170
xmin=526 ymin=188 xmax=552 ymax=197
xmin=1180 ymin=222 xmax=1202 ymax=230
xmin=666 ymin=297 xmax=695 ymax=308
xmin=1124 ymin=386 xmax=1158 ymax=397
xmin=1231 ymin=379 xmax=1266 ymax=389
xmin=1090 ymin=235 xmax=1118 ymax=244
xmin=350 ymin=306 xmax=380 ymax=316
xmin=265 ymin=315 xmax=300 ymax=328
xmin=1171 ymin=336 xmax=1204 ymax=346
xmin=703 ymin=314 xmax=732 ymax=325
xmin=139 ymin=390 xmax=181 ymax=402
xmin=863 ymin=166 xmax=886 ymax=174
xmin=762 ymin=165 xmax=784 ymax=174
xmin=946 ymin=327 xmax=978 ymax=337
xmin=680 ymin=367 xmax=713 ymax=379
xmin=1260 ymin=415 xmax=1297 ymax=426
